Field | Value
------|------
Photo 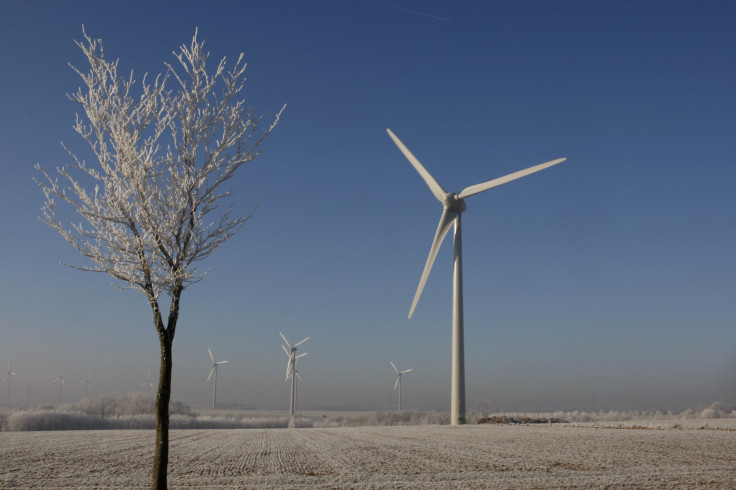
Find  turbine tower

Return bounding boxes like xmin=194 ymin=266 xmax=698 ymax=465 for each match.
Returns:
xmin=387 ymin=128 xmax=565 ymax=425
xmin=390 ymin=361 xmax=412 ymax=411
xmin=207 ymin=348 xmax=229 ymax=411
xmin=2 ymin=362 xmax=16 ymax=403
xmin=82 ymin=371 xmax=92 ymax=398
xmin=280 ymin=332 xmax=308 ymax=418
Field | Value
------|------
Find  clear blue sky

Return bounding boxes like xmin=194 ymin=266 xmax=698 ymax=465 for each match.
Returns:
xmin=1 ymin=0 xmax=734 ymax=412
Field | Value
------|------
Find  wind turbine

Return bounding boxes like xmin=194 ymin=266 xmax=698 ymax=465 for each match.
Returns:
xmin=280 ymin=332 xmax=308 ymax=418
xmin=53 ymin=371 xmax=64 ymax=403
xmin=141 ymin=370 xmax=154 ymax=397
xmin=207 ymin=348 xmax=228 ymax=411
xmin=390 ymin=362 xmax=412 ymax=411
xmin=387 ymin=128 xmax=566 ymax=425
xmin=2 ymin=362 xmax=16 ymax=403
xmin=82 ymin=371 xmax=92 ymax=398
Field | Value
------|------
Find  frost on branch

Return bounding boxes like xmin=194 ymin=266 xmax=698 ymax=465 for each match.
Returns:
xmin=36 ymin=28 xmax=285 ymax=300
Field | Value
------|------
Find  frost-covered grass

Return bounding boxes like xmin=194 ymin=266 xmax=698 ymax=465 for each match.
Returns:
xmin=313 ymin=410 xmax=450 ymax=427
xmin=0 ymin=393 xmax=311 ymax=431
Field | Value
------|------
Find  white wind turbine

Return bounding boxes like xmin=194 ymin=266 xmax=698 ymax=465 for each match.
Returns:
xmin=53 ymin=371 xmax=64 ymax=403
xmin=82 ymin=371 xmax=92 ymax=398
xmin=280 ymin=332 xmax=308 ymax=418
xmin=390 ymin=361 xmax=413 ymax=411
xmin=141 ymin=370 xmax=154 ymax=397
xmin=207 ymin=348 xmax=228 ymax=411
xmin=387 ymin=128 xmax=566 ymax=425
xmin=2 ymin=362 xmax=16 ymax=403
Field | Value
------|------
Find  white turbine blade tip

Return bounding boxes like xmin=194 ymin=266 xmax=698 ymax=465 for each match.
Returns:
xmin=390 ymin=362 xmax=399 ymax=373
xmin=458 ymin=157 xmax=567 ymax=199
xmin=296 ymin=352 xmax=308 ymax=359
xmin=294 ymin=337 xmax=310 ymax=347
xmin=402 ymin=369 xmax=413 ymax=374
xmin=386 ymin=128 xmax=446 ymax=202
xmin=279 ymin=332 xmax=291 ymax=348
xmin=208 ymin=348 xmax=214 ymax=363
xmin=217 ymin=360 xmax=229 ymax=365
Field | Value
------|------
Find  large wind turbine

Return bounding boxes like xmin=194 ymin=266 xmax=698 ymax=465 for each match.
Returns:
xmin=390 ymin=361 xmax=412 ymax=411
xmin=2 ymin=362 xmax=16 ymax=403
xmin=207 ymin=348 xmax=228 ymax=410
xmin=387 ymin=128 xmax=565 ymax=425
xmin=280 ymin=332 xmax=308 ymax=418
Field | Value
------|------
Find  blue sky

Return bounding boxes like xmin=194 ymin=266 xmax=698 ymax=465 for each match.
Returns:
xmin=0 ymin=0 xmax=734 ymax=412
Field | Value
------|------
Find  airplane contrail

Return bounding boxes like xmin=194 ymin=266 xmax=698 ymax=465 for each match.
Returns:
xmin=368 ymin=0 xmax=451 ymax=23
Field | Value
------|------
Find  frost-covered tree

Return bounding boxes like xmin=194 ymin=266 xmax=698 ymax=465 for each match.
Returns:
xmin=36 ymin=28 xmax=283 ymax=489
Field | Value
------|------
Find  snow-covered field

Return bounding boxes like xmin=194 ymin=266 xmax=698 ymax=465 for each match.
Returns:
xmin=1 ymin=423 xmax=735 ymax=488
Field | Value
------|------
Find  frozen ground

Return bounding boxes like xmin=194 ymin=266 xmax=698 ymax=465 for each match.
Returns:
xmin=1 ymin=423 xmax=735 ymax=488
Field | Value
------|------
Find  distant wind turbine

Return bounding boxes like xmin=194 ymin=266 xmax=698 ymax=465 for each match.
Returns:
xmin=82 ymin=371 xmax=92 ymax=398
xmin=141 ymin=370 xmax=154 ymax=397
xmin=390 ymin=361 xmax=412 ymax=411
xmin=2 ymin=362 xmax=16 ymax=403
xmin=207 ymin=348 xmax=228 ymax=410
xmin=387 ymin=128 xmax=566 ymax=425
xmin=280 ymin=332 xmax=308 ymax=418
xmin=53 ymin=371 xmax=64 ymax=402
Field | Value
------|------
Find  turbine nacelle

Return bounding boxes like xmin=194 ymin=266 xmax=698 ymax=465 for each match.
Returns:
xmin=442 ymin=192 xmax=467 ymax=213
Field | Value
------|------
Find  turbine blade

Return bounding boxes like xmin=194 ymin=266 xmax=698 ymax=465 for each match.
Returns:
xmin=386 ymin=128 xmax=446 ymax=202
xmin=295 ymin=371 xmax=303 ymax=381
xmin=296 ymin=352 xmax=308 ymax=359
xmin=208 ymin=348 xmax=214 ymax=364
xmin=394 ymin=376 xmax=400 ymax=391
xmin=279 ymin=332 xmax=292 ymax=349
xmin=458 ymin=157 xmax=566 ymax=199
xmin=294 ymin=337 xmax=310 ymax=347
xmin=282 ymin=344 xmax=291 ymax=357
xmin=402 ymin=369 xmax=413 ymax=374
xmin=409 ymin=208 xmax=457 ymax=318
xmin=390 ymin=361 xmax=399 ymax=374
xmin=207 ymin=367 xmax=215 ymax=382
xmin=286 ymin=359 xmax=293 ymax=380
xmin=217 ymin=360 xmax=229 ymax=365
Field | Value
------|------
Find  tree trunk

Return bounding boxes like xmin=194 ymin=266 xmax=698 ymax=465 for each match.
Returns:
xmin=150 ymin=286 xmax=181 ymax=490
xmin=152 ymin=329 xmax=173 ymax=489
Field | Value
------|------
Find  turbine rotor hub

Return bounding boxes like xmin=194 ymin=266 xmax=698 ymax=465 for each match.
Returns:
xmin=443 ymin=192 xmax=467 ymax=213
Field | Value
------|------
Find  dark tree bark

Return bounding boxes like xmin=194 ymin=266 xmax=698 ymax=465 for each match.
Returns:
xmin=149 ymin=286 xmax=181 ymax=489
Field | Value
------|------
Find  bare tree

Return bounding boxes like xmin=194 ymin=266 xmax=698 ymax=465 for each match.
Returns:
xmin=36 ymin=28 xmax=284 ymax=489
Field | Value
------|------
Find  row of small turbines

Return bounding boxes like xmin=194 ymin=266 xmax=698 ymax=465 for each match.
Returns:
xmin=2 ymin=347 xmax=412 ymax=413
xmin=0 ymin=365 xmax=94 ymax=404
xmin=206 ymin=334 xmax=414 ymax=415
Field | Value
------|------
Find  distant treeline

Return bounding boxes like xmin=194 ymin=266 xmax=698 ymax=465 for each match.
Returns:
xmin=0 ymin=394 xmax=733 ymax=431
